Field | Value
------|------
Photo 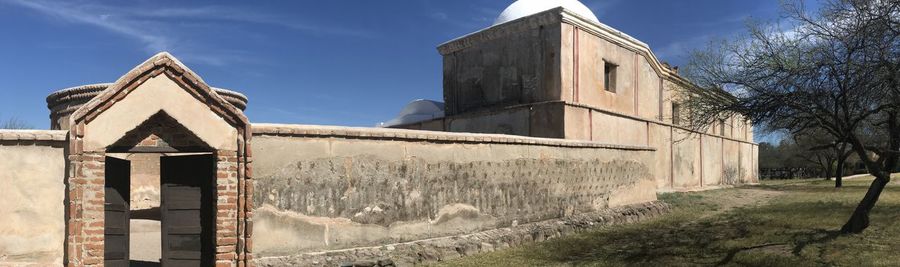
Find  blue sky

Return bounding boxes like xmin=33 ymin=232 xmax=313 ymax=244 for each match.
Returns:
xmin=0 ymin=0 xmax=810 ymax=132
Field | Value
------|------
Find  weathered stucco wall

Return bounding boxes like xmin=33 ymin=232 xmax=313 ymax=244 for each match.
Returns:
xmin=741 ymin=142 xmax=756 ymax=183
xmin=441 ymin=10 xmax=563 ymax=116
xmin=672 ymin=128 xmax=702 ymax=188
xmin=568 ymin=26 xmax=638 ymax=115
xmin=589 ymin=111 xmax=648 ymax=147
xmin=249 ymin=124 xmax=657 ymax=258
xmin=649 ymin=123 xmax=672 ymax=189
xmin=0 ymin=131 xmax=67 ymax=266
xmin=701 ymin=136 xmax=724 ymax=186
xmin=559 ymin=103 xmax=757 ymax=191
xmin=434 ymin=9 xmax=760 ymax=194
xmin=395 ymin=102 xmax=567 ymax=139
xmin=127 ymin=153 xmax=161 ymax=210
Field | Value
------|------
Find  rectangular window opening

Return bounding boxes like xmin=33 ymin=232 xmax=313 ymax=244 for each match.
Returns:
xmin=672 ymin=103 xmax=681 ymax=125
xmin=719 ymin=119 xmax=726 ymax=136
xmin=604 ymin=61 xmax=618 ymax=93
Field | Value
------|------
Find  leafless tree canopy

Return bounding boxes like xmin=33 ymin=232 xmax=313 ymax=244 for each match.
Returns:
xmin=0 ymin=115 xmax=32 ymax=129
xmin=681 ymin=0 xmax=900 ymax=233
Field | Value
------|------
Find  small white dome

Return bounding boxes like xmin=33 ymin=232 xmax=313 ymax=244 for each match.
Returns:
xmin=494 ymin=0 xmax=599 ymax=26
xmin=377 ymin=100 xmax=445 ymax=128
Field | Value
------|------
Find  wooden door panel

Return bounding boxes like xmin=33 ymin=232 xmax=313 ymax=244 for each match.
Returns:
xmin=164 ymin=259 xmax=202 ymax=267
xmin=104 ymin=157 xmax=130 ymax=267
xmin=161 ymin=154 xmax=214 ymax=266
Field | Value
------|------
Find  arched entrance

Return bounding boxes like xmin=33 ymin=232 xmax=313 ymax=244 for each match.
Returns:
xmin=64 ymin=53 xmax=253 ymax=267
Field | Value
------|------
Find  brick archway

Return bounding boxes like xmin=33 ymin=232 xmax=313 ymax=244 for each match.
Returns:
xmin=64 ymin=53 xmax=253 ymax=267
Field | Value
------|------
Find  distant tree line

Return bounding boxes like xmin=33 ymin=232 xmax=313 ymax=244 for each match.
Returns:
xmin=0 ymin=114 xmax=32 ymax=129
xmin=758 ymin=135 xmax=864 ymax=183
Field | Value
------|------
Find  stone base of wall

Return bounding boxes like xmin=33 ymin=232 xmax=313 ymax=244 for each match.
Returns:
xmin=253 ymin=202 xmax=670 ymax=267
xmin=656 ymin=183 xmax=760 ymax=193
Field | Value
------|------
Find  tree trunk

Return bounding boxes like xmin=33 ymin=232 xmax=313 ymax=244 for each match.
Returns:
xmin=835 ymin=158 xmax=845 ymax=188
xmin=841 ymin=174 xmax=889 ymax=234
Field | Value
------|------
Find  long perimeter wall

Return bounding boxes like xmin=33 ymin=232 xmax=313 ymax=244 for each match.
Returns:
xmin=0 ymin=123 xmax=748 ymax=266
xmin=564 ymin=103 xmax=759 ymax=191
xmin=249 ymin=124 xmax=658 ymax=259
xmin=396 ymin=102 xmax=760 ymax=192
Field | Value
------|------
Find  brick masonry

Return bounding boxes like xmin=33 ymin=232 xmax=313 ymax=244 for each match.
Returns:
xmin=62 ymin=53 xmax=254 ymax=267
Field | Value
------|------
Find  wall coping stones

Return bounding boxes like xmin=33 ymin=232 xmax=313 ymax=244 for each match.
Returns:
xmin=251 ymin=123 xmax=656 ymax=151
xmin=253 ymin=201 xmax=670 ymax=267
xmin=0 ymin=130 xmax=68 ymax=142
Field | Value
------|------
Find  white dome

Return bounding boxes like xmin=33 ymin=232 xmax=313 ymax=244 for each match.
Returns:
xmin=377 ymin=100 xmax=445 ymax=128
xmin=493 ymin=0 xmax=599 ymax=26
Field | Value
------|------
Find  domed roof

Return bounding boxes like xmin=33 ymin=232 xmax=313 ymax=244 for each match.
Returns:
xmin=494 ymin=0 xmax=599 ymax=26
xmin=377 ymin=99 xmax=445 ymax=128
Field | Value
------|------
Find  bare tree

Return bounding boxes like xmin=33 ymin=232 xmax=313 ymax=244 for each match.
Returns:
xmin=794 ymin=133 xmax=839 ymax=180
xmin=0 ymin=115 xmax=32 ymax=129
xmin=681 ymin=0 xmax=900 ymax=233
xmin=794 ymin=130 xmax=854 ymax=187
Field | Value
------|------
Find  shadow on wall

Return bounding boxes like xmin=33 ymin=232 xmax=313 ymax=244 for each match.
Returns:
xmin=251 ymin=154 xmax=653 ymax=257
xmin=130 ymin=260 xmax=160 ymax=267
xmin=252 ymin=203 xmax=498 ymax=257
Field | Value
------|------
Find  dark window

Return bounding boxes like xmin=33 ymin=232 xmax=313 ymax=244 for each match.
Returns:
xmin=604 ymin=61 xmax=618 ymax=93
xmin=719 ymin=119 xmax=726 ymax=135
xmin=672 ymin=103 xmax=681 ymax=125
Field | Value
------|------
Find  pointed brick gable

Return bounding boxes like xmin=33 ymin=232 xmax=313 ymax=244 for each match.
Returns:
xmin=70 ymin=52 xmax=249 ymax=137
xmin=64 ymin=52 xmax=253 ymax=267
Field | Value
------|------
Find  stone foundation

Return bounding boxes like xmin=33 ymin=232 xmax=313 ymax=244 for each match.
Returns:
xmin=253 ymin=202 xmax=669 ymax=266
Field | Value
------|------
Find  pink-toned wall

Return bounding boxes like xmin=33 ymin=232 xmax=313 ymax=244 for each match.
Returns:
xmin=433 ymin=12 xmax=761 ymax=192
xmin=556 ymin=18 xmax=759 ymax=191
xmin=0 ymin=131 xmax=68 ymax=266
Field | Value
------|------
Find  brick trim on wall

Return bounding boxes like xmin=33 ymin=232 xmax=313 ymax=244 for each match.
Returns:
xmin=63 ymin=52 xmax=253 ymax=267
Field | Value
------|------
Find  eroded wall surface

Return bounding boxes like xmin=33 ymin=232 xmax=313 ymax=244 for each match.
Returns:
xmin=249 ymin=124 xmax=657 ymax=257
xmin=0 ymin=131 xmax=67 ymax=266
xmin=441 ymin=11 xmax=563 ymax=116
xmin=435 ymin=14 xmax=760 ymax=194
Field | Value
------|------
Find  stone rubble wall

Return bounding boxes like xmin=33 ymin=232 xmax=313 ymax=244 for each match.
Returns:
xmin=249 ymin=124 xmax=660 ymax=263
xmin=0 ymin=130 xmax=68 ymax=266
xmin=253 ymin=202 xmax=669 ymax=266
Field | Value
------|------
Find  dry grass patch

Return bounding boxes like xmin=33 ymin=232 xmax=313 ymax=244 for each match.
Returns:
xmin=433 ymin=178 xmax=900 ymax=266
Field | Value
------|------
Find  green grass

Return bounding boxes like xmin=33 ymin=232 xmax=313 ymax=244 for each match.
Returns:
xmin=432 ymin=178 xmax=900 ymax=267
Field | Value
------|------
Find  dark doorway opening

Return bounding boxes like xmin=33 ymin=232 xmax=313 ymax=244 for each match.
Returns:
xmin=104 ymin=153 xmax=215 ymax=267
xmin=160 ymin=154 xmax=216 ymax=266
xmin=104 ymin=157 xmax=131 ymax=267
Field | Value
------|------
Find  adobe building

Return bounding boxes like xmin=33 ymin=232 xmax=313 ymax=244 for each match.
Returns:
xmin=394 ymin=0 xmax=758 ymax=190
xmin=0 ymin=1 xmax=757 ymax=266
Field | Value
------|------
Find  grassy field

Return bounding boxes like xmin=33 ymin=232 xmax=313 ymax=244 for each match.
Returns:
xmin=433 ymin=177 xmax=900 ymax=267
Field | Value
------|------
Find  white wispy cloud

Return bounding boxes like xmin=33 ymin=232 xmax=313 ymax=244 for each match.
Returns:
xmin=4 ymin=0 xmax=171 ymax=52
xmin=425 ymin=2 xmax=501 ymax=31
xmin=133 ymin=6 xmax=378 ymax=39
xmin=654 ymin=34 xmax=716 ymax=65
xmin=2 ymin=0 xmax=376 ymax=66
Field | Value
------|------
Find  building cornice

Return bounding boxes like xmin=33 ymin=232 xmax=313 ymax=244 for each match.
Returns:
xmin=437 ymin=7 xmax=734 ymax=100
xmin=438 ymin=8 xmax=562 ymax=56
